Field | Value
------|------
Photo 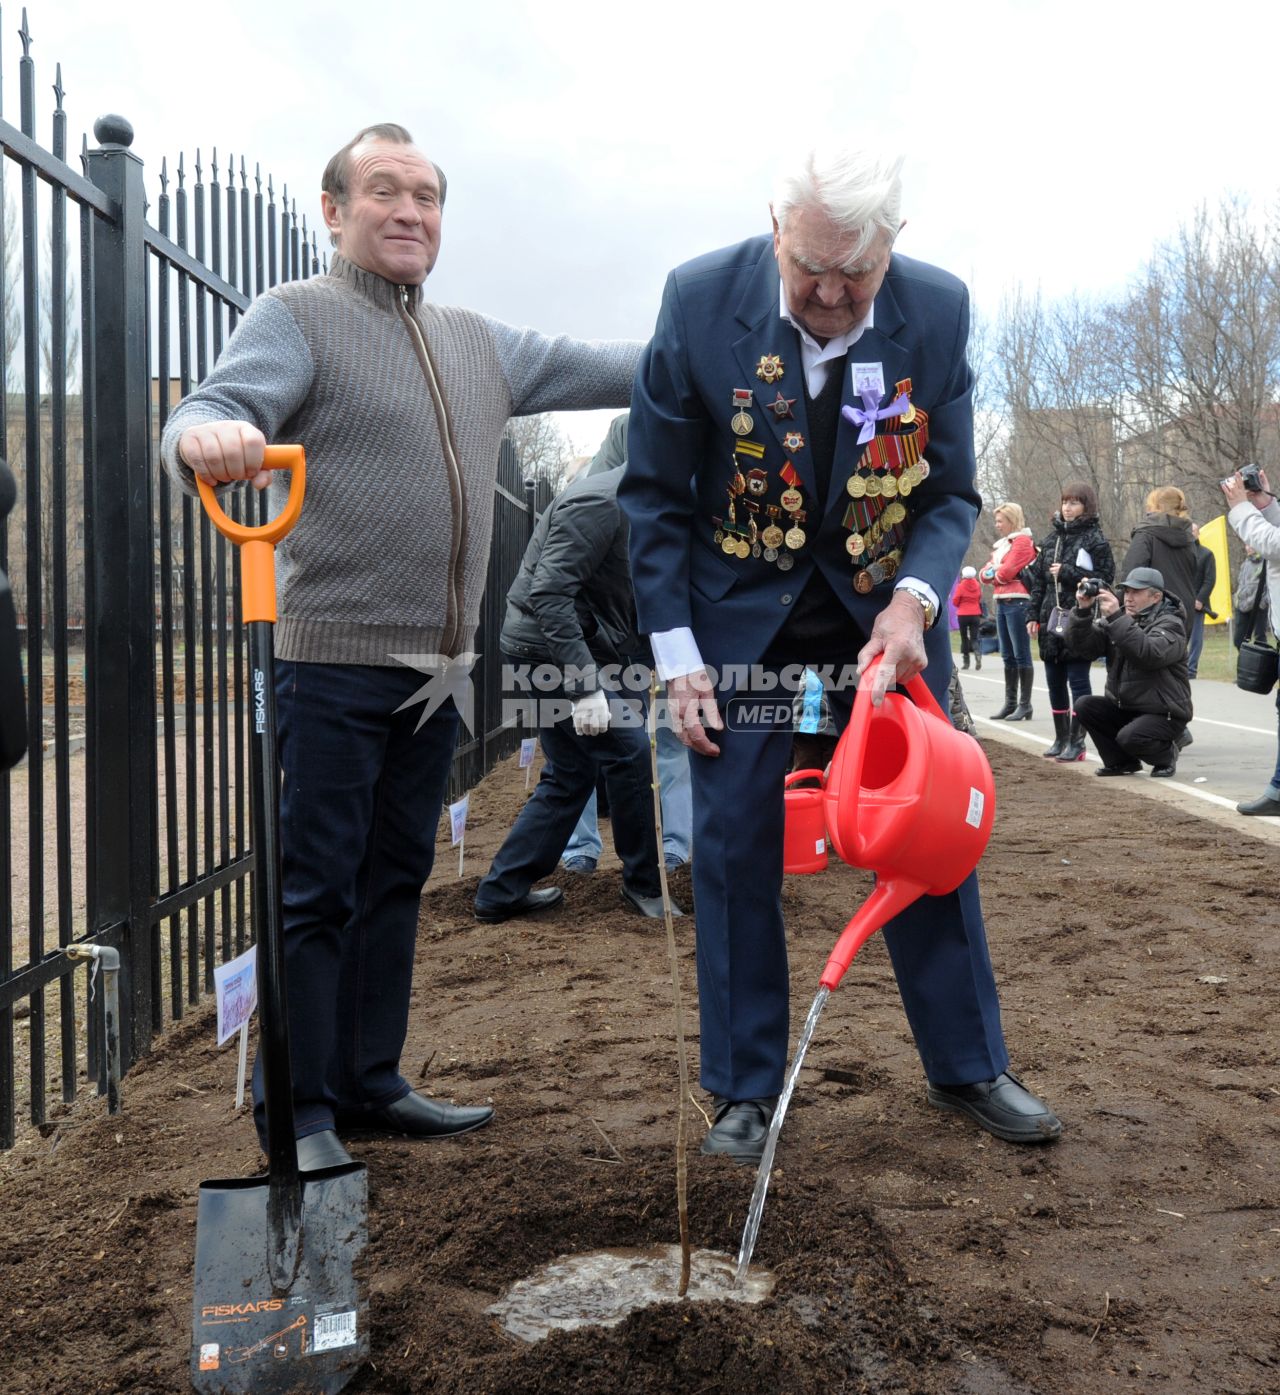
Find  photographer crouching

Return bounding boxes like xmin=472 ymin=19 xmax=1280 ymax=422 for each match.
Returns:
xmin=1063 ymin=567 xmax=1192 ymax=778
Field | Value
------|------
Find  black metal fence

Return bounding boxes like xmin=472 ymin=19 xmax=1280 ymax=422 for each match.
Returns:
xmin=0 ymin=12 xmax=548 ymax=1149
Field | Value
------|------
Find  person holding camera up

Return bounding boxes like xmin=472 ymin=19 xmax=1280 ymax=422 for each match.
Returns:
xmin=1062 ymin=567 xmax=1192 ymax=779
xmin=1222 ymin=465 xmax=1280 ymax=816
xmin=1024 ymin=480 xmax=1114 ymax=762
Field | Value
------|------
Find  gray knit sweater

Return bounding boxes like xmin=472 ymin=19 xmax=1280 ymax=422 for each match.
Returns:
xmin=160 ymin=254 xmax=642 ymax=664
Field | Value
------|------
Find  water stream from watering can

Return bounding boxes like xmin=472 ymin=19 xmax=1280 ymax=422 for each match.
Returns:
xmin=734 ymin=985 xmax=830 ymax=1286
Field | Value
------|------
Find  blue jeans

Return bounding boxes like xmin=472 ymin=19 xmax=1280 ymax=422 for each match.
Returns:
xmin=252 ymin=660 xmax=461 ymax=1143
xmin=563 ymin=718 xmax=692 ymax=865
xmin=1187 ymin=609 xmax=1206 ymax=678
xmin=996 ymin=598 xmax=1032 ymax=668
xmin=1042 ymin=657 xmax=1093 ymax=712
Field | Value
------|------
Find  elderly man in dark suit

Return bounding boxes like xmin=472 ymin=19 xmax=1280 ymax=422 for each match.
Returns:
xmin=620 ymin=148 xmax=1060 ymax=1161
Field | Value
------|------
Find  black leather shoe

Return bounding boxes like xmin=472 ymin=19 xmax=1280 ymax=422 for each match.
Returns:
xmin=295 ymin=1129 xmax=353 ymax=1171
xmin=700 ymin=1096 xmax=777 ymax=1163
xmin=337 ymin=1091 xmax=494 ymax=1139
xmin=474 ymin=887 xmax=564 ymax=923
xmin=927 ymin=1072 xmax=1062 ymax=1144
xmin=1237 ymin=793 xmax=1280 ymax=816
xmin=621 ymin=887 xmax=683 ymax=918
xmin=1095 ymin=762 xmax=1140 ymax=777
xmin=1174 ymin=728 xmax=1193 ymax=750
xmin=1150 ymin=762 xmax=1176 ymax=778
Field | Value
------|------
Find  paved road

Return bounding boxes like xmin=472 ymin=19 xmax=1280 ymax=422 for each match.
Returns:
xmin=956 ymin=660 xmax=1280 ymax=847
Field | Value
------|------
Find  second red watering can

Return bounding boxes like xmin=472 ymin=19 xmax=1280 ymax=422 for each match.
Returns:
xmin=783 ymin=769 xmax=829 ymax=874
xmin=819 ymin=655 xmax=995 ymax=991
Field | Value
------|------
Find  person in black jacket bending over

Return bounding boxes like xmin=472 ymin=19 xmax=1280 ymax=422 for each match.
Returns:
xmin=474 ymin=463 xmax=680 ymax=923
xmin=1063 ymin=566 xmax=1192 ymax=779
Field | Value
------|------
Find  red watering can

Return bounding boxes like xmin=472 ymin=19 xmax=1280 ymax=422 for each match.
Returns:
xmin=818 ymin=655 xmax=995 ymax=992
xmin=783 ymin=769 xmax=829 ymax=874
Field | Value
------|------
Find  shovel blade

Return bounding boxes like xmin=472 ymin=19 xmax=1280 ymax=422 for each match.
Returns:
xmin=191 ymin=1164 xmax=368 ymax=1395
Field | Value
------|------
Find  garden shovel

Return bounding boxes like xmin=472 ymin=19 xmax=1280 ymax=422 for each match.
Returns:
xmin=190 ymin=445 xmax=369 ymax=1394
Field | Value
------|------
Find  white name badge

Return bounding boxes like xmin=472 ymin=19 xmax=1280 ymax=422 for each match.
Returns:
xmin=850 ymin=362 xmax=885 ymax=400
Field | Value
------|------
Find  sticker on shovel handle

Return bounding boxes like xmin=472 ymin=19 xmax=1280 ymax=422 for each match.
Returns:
xmin=965 ymin=787 xmax=985 ymax=829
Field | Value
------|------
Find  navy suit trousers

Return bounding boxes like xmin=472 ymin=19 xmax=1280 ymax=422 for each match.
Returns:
xmin=690 ymin=625 xmax=1008 ymax=1100
xmin=252 ymin=659 xmax=460 ymax=1143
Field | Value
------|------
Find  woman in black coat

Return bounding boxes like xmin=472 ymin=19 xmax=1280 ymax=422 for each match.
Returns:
xmin=1026 ymin=480 xmax=1115 ymax=761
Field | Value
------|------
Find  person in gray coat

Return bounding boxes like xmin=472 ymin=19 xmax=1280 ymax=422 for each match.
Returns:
xmin=1223 ymin=467 xmax=1280 ymax=815
xmin=1064 ymin=566 xmax=1192 ymax=779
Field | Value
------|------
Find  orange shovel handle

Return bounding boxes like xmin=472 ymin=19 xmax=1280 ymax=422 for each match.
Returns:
xmin=194 ymin=445 xmax=306 ymax=624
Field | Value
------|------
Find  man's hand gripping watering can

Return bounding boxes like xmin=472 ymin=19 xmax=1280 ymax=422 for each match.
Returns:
xmin=818 ymin=654 xmax=996 ymax=989
xmin=736 ymin=655 xmax=998 ymax=1285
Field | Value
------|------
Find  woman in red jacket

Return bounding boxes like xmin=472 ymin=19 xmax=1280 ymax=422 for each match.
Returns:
xmin=979 ymin=501 xmax=1038 ymax=720
xmin=950 ymin=565 xmax=984 ymax=670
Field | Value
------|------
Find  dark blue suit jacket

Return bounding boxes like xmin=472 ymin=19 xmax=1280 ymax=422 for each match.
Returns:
xmin=621 ymin=235 xmax=980 ymax=683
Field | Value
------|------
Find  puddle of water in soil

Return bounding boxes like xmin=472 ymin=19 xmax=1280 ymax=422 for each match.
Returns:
xmin=487 ymin=1245 xmax=775 ymax=1342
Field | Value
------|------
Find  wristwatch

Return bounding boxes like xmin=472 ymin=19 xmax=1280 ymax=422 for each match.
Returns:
xmin=894 ymin=582 xmax=937 ymax=629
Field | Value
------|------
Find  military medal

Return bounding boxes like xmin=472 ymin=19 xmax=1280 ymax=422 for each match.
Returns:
xmin=881 ymin=474 xmax=898 ymax=498
xmin=722 ymin=535 xmax=738 ymax=555
xmin=762 ymin=524 xmax=784 ymax=549
xmin=746 ymin=467 xmax=768 ymax=497
xmin=864 ymin=474 xmax=882 ymax=498
xmin=777 ymin=552 xmax=794 ymax=571
xmin=731 ymin=388 xmax=755 ymax=436
xmin=763 ymin=546 xmax=779 ymax=562
xmin=755 ymin=353 xmax=784 ymax=384
xmin=734 ymin=537 xmax=750 ymax=558
xmin=785 ymin=525 xmax=806 ymax=550
xmin=846 ymin=473 xmax=867 ymax=499
xmin=853 ymin=570 xmax=875 ymax=594
xmin=900 ymin=402 xmax=916 ymax=424
xmin=767 ymin=390 xmax=796 ymax=421
xmin=846 ymin=533 xmax=866 ymax=558
xmin=782 ymin=431 xmax=805 ymax=454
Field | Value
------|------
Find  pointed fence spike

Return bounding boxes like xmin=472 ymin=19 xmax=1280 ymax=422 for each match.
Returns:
xmin=159 ymin=155 xmax=168 ymax=193
xmin=195 ymin=147 xmax=202 ymax=182
xmin=254 ymin=161 xmax=261 ymax=193
xmin=53 ymin=61 xmax=64 ymax=109
xmin=177 ymin=151 xmax=185 ymax=188
xmin=211 ymin=146 xmax=219 ymax=180
xmin=19 ymin=8 xmax=31 ymax=58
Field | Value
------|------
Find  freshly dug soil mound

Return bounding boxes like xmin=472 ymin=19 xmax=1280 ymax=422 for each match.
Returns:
xmin=1 ymin=741 xmax=1277 ymax=1394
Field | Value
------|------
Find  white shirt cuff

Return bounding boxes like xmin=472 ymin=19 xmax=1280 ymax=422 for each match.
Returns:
xmin=649 ymin=628 xmax=705 ymax=681
xmin=893 ymin=576 xmax=939 ymax=615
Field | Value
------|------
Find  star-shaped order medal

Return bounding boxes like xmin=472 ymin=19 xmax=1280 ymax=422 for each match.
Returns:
xmin=783 ymin=431 xmax=805 ymax=453
xmin=755 ymin=354 xmax=785 ymax=385
xmin=767 ymin=390 xmax=796 ymax=421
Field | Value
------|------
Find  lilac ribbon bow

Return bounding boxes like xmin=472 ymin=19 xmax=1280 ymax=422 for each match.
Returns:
xmin=841 ymin=390 xmax=910 ymax=446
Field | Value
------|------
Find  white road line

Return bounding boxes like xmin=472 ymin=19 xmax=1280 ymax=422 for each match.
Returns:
xmin=974 ymin=717 xmax=1280 ymax=819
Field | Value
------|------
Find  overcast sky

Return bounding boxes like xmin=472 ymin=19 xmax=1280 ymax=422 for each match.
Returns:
xmin=30 ymin=0 xmax=1280 ymax=453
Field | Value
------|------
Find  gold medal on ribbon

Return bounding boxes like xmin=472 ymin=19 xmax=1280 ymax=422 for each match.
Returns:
xmin=734 ymin=537 xmax=750 ymax=559
xmin=887 ymin=501 xmax=907 ymax=526
xmin=900 ymin=403 xmax=916 ymax=425
xmin=730 ymin=388 xmax=754 ymax=436
xmin=881 ymin=474 xmax=898 ymax=498
xmin=864 ymin=475 xmax=883 ymax=498
xmin=846 ymin=533 xmax=865 ymax=557
xmin=846 ymin=473 xmax=867 ymax=499
xmin=721 ymin=535 xmax=737 ymax=555
xmin=897 ymin=472 xmax=913 ymax=498
xmin=785 ymin=525 xmax=806 ymax=550
xmin=780 ymin=487 xmax=803 ymax=512
xmin=762 ymin=524 xmax=784 ymax=549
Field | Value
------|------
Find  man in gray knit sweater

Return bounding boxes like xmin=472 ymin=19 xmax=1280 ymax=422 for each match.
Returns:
xmin=162 ymin=123 xmax=641 ymax=1171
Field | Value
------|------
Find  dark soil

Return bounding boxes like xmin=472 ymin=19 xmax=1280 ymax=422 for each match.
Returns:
xmin=2 ymin=741 xmax=1278 ymax=1394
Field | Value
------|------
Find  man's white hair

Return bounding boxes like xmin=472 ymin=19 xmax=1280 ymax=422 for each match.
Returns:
xmin=773 ymin=148 xmax=905 ymax=261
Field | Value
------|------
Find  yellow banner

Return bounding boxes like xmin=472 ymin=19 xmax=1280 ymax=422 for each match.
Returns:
xmin=1199 ymin=515 xmax=1231 ymax=624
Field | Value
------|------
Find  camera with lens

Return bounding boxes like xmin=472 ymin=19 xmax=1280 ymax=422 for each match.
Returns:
xmin=1079 ymin=577 xmax=1102 ymax=598
xmin=1221 ymin=463 xmax=1264 ymax=491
